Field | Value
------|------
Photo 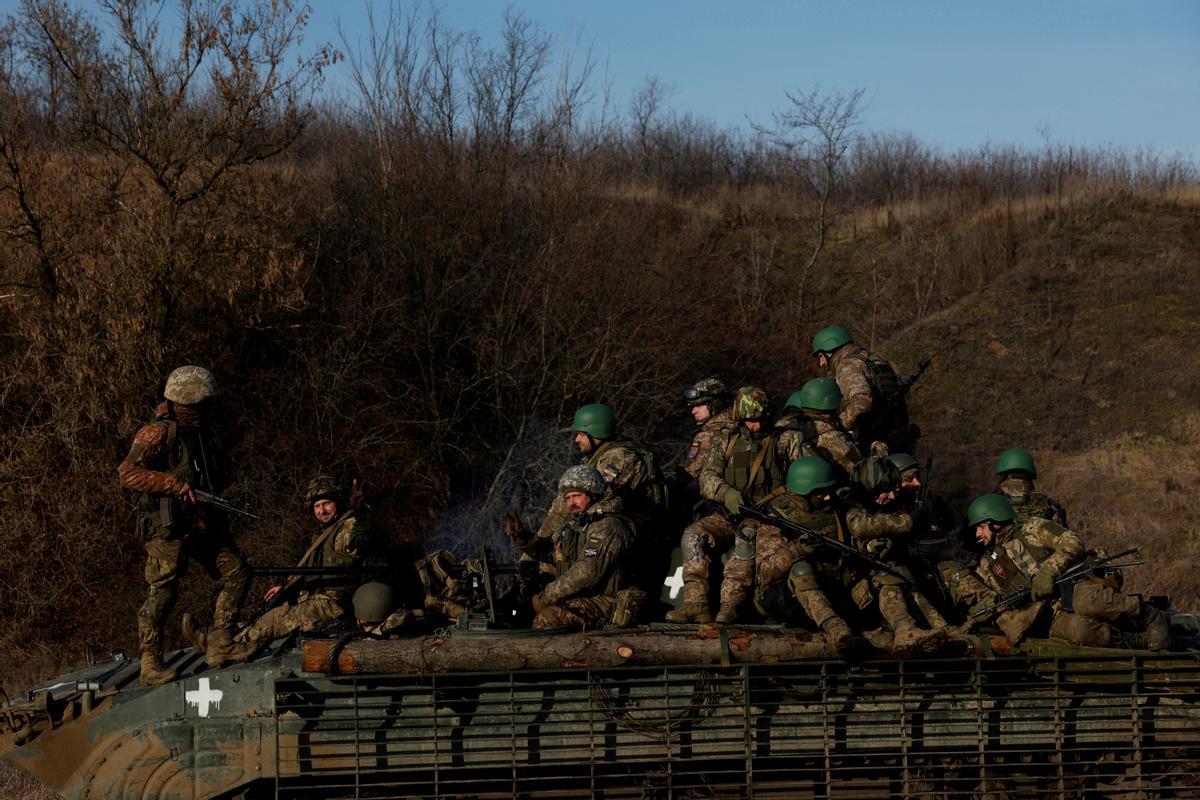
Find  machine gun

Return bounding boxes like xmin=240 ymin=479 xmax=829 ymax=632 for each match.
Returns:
xmin=739 ymin=506 xmax=914 ymax=586
xmin=159 ymin=489 xmax=260 ymax=527
xmin=968 ymin=546 xmax=1144 ymax=621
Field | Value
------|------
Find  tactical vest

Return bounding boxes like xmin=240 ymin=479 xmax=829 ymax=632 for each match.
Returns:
xmin=557 ymin=511 xmax=630 ymax=597
xmin=134 ymin=412 xmax=226 ymax=532
xmin=302 ymin=510 xmax=363 ymax=597
xmin=723 ymin=431 xmax=787 ymax=503
xmin=984 ymin=529 xmax=1055 ymax=594
xmin=1008 ymin=491 xmax=1062 ymax=525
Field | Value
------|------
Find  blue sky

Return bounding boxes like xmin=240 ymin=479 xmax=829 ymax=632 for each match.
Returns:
xmin=6 ymin=1 xmax=1198 ymax=155
xmin=312 ymin=0 xmax=1199 ymax=155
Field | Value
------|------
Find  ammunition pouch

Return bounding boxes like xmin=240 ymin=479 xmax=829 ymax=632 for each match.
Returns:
xmin=851 ymin=577 xmax=874 ymax=610
xmin=609 ymin=588 xmax=648 ymax=628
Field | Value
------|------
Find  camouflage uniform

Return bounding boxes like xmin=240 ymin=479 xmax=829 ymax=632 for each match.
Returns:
xmin=119 ymin=401 xmax=250 ymax=655
xmin=775 ymin=408 xmax=862 ymax=477
xmin=672 ymin=423 xmax=804 ymax=620
xmin=679 ymin=408 xmax=737 ymax=483
xmin=998 ymin=476 xmax=1068 ymax=527
xmin=825 ymin=343 xmax=912 ymax=454
xmin=238 ymin=508 xmax=372 ymax=645
xmin=941 ymin=518 xmax=1166 ymax=648
xmin=844 ymin=498 xmax=948 ymax=643
xmin=532 ymin=504 xmax=638 ymax=630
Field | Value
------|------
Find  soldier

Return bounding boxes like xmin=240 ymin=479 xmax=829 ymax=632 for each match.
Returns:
xmin=994 ymin=448 xmax=1068 ymax=526
xmin=945 ymin=494 xmax=1168 ymax=650
xmin=811 ymin=325 xmax=914 ymax=455
xmin=677 ymin=378 xmax=736 ymax=491
xmin=530 ymin=466 xmax=642 ymax=630
xmin=777 ymin=378 xmax=863 ymax=477
xmin=843 ymin=457 xmax=948 ymax=649
xmin=665 ymin=387 xmax=802 ymax=624
xmin=118 ymin=365 xmax=250 ymax=685
xmin=221 ymin=475 xmax=375 ymax=654
xmin=508 ymin=403 xmax=668 ymax=592
xmin=888 ymin=453 xmax=957 ymax=541
xmin=753 ymin=457 xmax=863 ymax=653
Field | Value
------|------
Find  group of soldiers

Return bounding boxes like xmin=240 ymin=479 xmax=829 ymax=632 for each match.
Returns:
xmin=120 ymin=326 xmax=1172 ymax=686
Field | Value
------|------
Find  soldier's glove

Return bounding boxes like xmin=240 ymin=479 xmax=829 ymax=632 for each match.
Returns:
xmin=505 ymin=513 xmax=530 ymax=547
xmin=723 ymin=488 xmax=745 ymax=516
xmin=1031 ymin=569 xmax=1056 ymax=600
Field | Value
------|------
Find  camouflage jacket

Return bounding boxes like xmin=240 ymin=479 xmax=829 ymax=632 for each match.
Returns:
xmin=302 ymin=509 xmax=372 ymax=602
xmin=536 ymin=439 xmax=663 ymax=541
xmin=999 ymin=476 xmax=1069 ymax=527
xmin=118 ymin=402 xmax=224 ymax=498
xmin=975 ymin=517 xmax=1085 ymax=597
xmin=539 ymin=508 xmax=634 ymax=607
xmin=698 ymin=424 xmax=806 ymax=505
xmin=775 ymin=410 xmax=862 ymax=474
xmin=827 ymin=343 xmax=876 ymax=432
xmin=679 ymin=408 xmax=737 ymax=481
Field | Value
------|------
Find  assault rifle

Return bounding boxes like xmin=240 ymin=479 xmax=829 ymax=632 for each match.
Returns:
xmin=739 ymin=506 xmax=915 ymax=586
xmin=900 ymin=357 xmax=932 ymax=396
xmin=968 ymin=546 xmax=1144 ymax=621
xmin=159 ymin=489 xmax=260 ymax=527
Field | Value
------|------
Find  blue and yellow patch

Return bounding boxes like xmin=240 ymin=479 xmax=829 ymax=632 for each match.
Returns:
xmin=600 ymin=465 xmax=620 ymax=483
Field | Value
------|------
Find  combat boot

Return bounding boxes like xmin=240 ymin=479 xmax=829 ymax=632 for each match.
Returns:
xmin=665 ymin=560 xmax=713 ymax=623
xmin=140 ymin=651 xmax=179 ymax=686
xmin=181 ymin=613 xmax=208 ymax=655
xmin=821 ymin=616 xmax=869 ymax=660
xmin=1142 ymin=604 xmax=1171 ymax=652
xmin=204 ymin=627 xmax=257 ymax=666
xmin=714 ymin=604 xmax=739 ymax=624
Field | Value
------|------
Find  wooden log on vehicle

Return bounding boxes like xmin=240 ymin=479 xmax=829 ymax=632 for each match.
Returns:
xmin=302 ymin=625 xmax=841 ymax=675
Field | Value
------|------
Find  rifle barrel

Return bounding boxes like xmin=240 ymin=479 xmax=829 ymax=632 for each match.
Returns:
xmin=250 ymin=566 xmax=394 ymax=576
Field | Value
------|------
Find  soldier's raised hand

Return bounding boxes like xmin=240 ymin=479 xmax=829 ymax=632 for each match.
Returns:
xmin=175 ymin=480 xmax=196 ymax=504
xmin=505 ymin=512 xmax=529 ymax=546
xmin=349 ymin=478 xmax=366 ymax=510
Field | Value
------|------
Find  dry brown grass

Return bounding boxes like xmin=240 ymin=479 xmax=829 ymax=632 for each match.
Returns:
xmin=0 ymin=762 xmax=58 ymax=800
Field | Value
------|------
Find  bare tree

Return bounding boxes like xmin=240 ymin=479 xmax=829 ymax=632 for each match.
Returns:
xmin=754 ymin=87 xmax=864 ymax=308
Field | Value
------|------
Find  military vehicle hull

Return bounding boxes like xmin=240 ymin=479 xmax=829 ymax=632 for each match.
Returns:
xmin=3 ymin=627 xmax=1200 ymax=799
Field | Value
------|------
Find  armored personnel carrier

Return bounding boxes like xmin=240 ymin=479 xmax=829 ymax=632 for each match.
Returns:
xmin=3 ymin=617 xmax=1200 ymax=799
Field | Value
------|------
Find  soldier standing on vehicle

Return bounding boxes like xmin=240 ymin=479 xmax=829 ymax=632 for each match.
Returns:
xmin=530 ymin=466 xmax=643 ymax=630
xmin=993 ymin=448 xmax=1068 ymax=526
xmin=665 ymin=387 xmax=802 ymax=624
xmin=811 ymin=325 xmax=916 ymax=455
xmin=677 ymin=378 xmax=736 ymax=490
xmin=944 ymin=494 xmax=1168 ymax=649
xmin=118 ymin=366 xmax=251 ymax=685
xmin=776 ymin=378 xmax=863 ymax=478
xmin=212 ymin=475 xmax=375 ymax=657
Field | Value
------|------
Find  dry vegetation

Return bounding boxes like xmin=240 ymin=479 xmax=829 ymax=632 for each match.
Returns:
xmin=1 ymin=0 xmax=1198 ymax=711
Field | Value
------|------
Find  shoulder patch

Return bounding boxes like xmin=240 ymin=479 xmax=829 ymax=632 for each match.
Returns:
xmin=584 ymin=547 xmax=599 ymax=557
xmin=600 ymin=465 xmax=620 ymax=483
xmin=686 ymin=441 xmax=700 ymax=461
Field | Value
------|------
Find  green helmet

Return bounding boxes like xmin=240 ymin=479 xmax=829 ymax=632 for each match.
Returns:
xmin=305 ymin=474 xmax=346 ymax=507
xmin=787 ymin=457 xmax=838 ymax=497
xmin=352 ymin=582 xmax=395 ymax=624
xmin=995 ymin=448 xmax=1037 ymax=477
xmin=571 ymin=403 xmax=616 ymax=440
xmin=887 ymin=453 xmax=920 ymax=476
xmin=966 ymin=493 xmax=1016 ymax=527
xmin=811 ymin=325 xmax=853 ymax=355
xmin=851 ymin=456 xmax=901 ymax=495
xmin=792 ymin=378 xmax=842 ymax=411
xmin=733 ymin=386 xmax=770 ymax=421
xmin=164 ymin=365 xmax=220 ymax=405
xmin=683 ymin=378 xmax=731 ymax=414
xmin=558 ymin=465 xmax=606 ymax=497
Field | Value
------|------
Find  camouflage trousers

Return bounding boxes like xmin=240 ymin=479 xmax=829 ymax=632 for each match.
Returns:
xmin=754 ymin=530 xmax=846 ymax=630
xmin=682 ymin=513 xmax=779 ymax=610
xmin=534 ymin=595 xmax=614 ymax=630
xmin=238 ymin=591 xmax=346 ymax=646
xmin=138 ymin=525 xmax=249 ymax=653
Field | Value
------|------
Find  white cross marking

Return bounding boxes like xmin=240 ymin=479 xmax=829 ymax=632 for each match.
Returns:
xmin=185 ymin=678 xmax=224 ymax=718
xmin=664 ymin=565 xmax=685 ymax=600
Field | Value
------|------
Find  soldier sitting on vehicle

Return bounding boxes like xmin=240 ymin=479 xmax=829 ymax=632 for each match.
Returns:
xmin=993 ymin=448 xmax=1068 ymax=527
xmin=776 ymin=378 xmax=863 ymax=479
xmin=353 ymin=582 xmax=423 ymax=636
xmin=941 ymin=494 xmax=1169 ymax=650
xmin=529 ymin=466 xmax=645 ymax=630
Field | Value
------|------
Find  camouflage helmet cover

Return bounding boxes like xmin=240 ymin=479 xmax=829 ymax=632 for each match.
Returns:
xmin=967 ymin=493 xmax=1016 ymax=527
xmin=571 ymin=403 xmax=616 ymax=440
xmin=305 ymin=474 xmax=346 ymax=507
xmin=787 ymin=457 xmax=838 ymax=497
xmin=851 ymin=456 xmax=901 ymax=495
xmin=558 ymin=465 xmax=606 ymax=497
xmin=163 ymin=365 xmax=220 ymax=405
xmin=352 ymin=582 xmax=395 ymax=624
xmin=811 ymin=325 xmax=853 ymax=355
xmin=733 ymin=386 xmax=770 ymax=421
xmin=995 ymin=448 xmax=1038 ymax=478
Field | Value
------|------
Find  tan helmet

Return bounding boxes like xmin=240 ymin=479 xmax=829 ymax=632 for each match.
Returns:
xmin=163 ymin=366 xmax=220 ymax=405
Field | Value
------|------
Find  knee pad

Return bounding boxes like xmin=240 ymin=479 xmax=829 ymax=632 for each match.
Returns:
xmin=682 ymin=530 xmax=706 ymax=561
xmin=788 ymin=561 xmax=820 ymax=592
xmin=734 ymin=526 xmax=757 ymax=560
